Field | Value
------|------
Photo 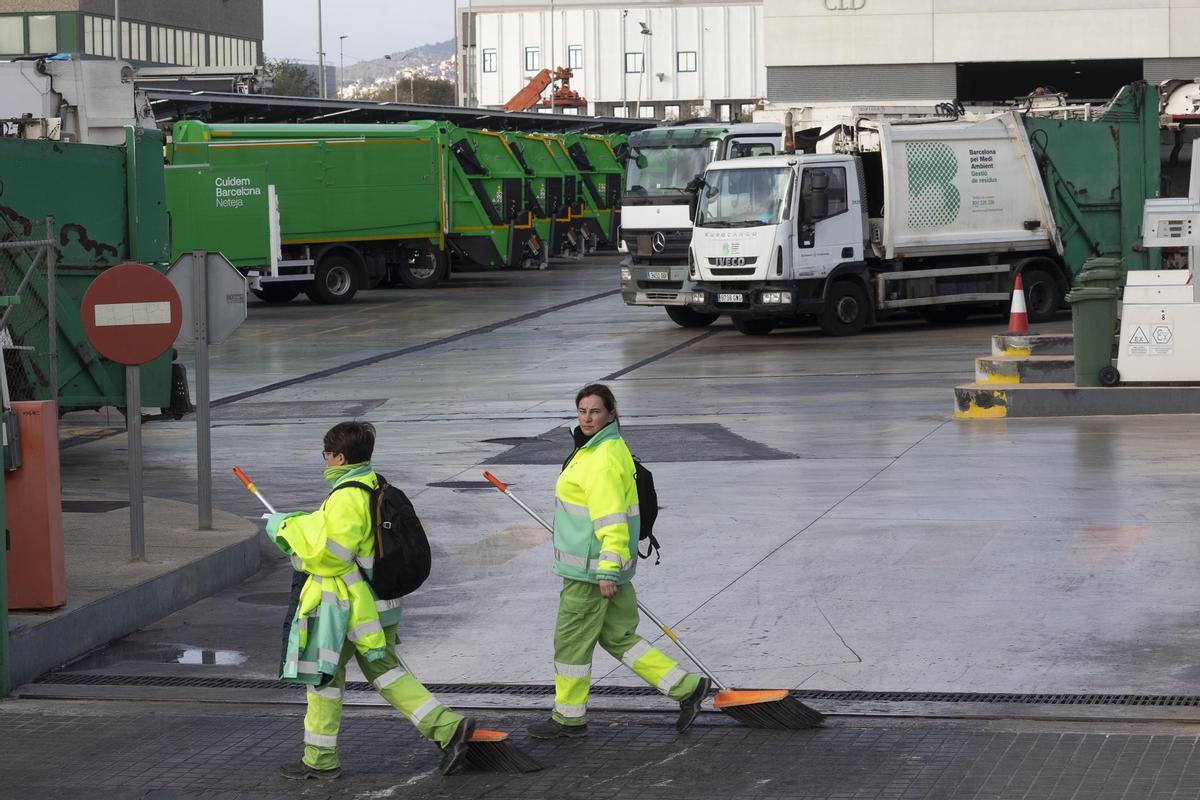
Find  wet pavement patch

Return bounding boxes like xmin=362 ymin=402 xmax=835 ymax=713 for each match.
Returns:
xmin=206 ymin=399 xmax=386 ymax=421
xmin=63 ymin=641 xmax=248 ymax=670
xmin=487 ymin=423 xmax=796 ymax=464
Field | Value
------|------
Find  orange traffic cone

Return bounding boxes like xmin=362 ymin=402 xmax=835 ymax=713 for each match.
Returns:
xmin=1007 ymin=274 xmax=1029 ymax=334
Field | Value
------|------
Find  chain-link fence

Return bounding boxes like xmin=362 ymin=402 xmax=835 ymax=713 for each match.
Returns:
xmin=0 ymin=218 xmax=58 ymax=406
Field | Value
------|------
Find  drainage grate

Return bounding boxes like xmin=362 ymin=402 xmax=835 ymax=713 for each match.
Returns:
xmin=30 ymin=674 xmax=1200 ymax=707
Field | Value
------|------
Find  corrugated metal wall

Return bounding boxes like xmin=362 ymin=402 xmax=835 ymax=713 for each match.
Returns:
xmin=1144 ymin=58 xmax=1200 ymax=83
xmin=767 ymin=63 xmax=956 ymax=102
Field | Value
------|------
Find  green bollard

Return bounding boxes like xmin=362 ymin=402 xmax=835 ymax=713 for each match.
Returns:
xmin=1068 ymin=286 xmax=1120 ymax=387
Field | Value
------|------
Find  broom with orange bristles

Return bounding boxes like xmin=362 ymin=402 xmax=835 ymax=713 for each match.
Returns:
xmin=233 ymin=465 xmax=543 ymax=774
xmin=482 ymin=470 xmax=824 ymax=730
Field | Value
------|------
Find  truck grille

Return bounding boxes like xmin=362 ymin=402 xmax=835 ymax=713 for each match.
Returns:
xmin=637 ymin=281 xmax=684 ymax=290
xmin=709 ymin=268 xmax=756 ymax=277
xmin=622 ymin=229 xmax=691 ymax=264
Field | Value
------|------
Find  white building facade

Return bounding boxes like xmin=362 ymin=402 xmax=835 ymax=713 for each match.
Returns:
xmin=765 ymin=0 xmax=1200 ymax=103
xmin=458 ymin=0 xmax=767 ymax=120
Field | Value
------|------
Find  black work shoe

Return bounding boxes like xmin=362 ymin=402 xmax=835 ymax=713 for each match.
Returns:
xmin=676 ymin=676 xmax=711 ymax=733
xmin=439 ymin=717 xmax=477 ymax=776
xmin=278 ymin=760 xmax=342 ymax=780
xmin=527 ymin=718 xmax=589 ymax=739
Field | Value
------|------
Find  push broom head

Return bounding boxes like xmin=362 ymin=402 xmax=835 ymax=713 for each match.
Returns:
xmin=464 ymin=729 xmax=544 ymax=774
xmin=713 ymin=689 xmax=824 ymax=730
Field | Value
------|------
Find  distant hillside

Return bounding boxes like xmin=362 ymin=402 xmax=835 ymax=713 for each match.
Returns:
xmin=343 ymin=39 xmax=455 ymax=86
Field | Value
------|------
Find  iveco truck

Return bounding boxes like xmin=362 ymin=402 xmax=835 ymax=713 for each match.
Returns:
xmin=618 ymin=121 xmax=783 ymax=328
xmin=686 ymin=82 xmax=1159 ymax=335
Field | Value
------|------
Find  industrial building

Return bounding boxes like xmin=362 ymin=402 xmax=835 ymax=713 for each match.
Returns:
xmin=0 ymin=0 xmax=262 ymax=69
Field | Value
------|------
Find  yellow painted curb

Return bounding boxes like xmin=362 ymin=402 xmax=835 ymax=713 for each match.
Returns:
xmin=954 ymin=390 xmax=1009 ymax=419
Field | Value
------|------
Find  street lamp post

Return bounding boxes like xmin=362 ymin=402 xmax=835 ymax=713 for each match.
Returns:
xmin=636 ymin=22 xmax=652 ymax=119
xmin=338 ymin=35 xmax=348 ymax=99
xmin=316 ymin=0 xmax=326 ymax=99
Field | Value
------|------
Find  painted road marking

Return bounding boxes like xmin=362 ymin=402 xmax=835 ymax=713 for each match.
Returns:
xmin=93 ymin=302 xmax=172 ymax=327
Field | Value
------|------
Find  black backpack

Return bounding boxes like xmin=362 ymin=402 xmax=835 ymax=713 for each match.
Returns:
xmin=332 ymin=475 xmax=431 ymax=600
xmin=633 ymin=458 xmax=661 ymax=564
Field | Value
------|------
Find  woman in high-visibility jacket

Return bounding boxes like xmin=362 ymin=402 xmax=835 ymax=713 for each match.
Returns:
xmin=527 ymin=384 xmax=710 ymax=739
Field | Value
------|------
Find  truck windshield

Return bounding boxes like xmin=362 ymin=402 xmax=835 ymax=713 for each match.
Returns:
xmin=624 ymin=141 xmax=719 ymax=204
xmin=696 ymin=167 xmax=793 ymax=227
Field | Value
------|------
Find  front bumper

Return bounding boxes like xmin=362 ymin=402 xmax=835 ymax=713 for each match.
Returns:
xmin=689 ymin=282 xmax=824 ymax=317
xmin=620 ymin=263 xmax=694 ymax=307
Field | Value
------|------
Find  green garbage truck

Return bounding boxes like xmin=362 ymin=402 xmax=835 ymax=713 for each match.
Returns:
xmin=563 ymin=133 xmax=624 ymax=251
xmin=166 ymin=121 xmax=542 ymax=304
xmin=503 ymin=131 xmax=576 ymax=266
xmin=0 ymin=127 xmax=187 ymax=414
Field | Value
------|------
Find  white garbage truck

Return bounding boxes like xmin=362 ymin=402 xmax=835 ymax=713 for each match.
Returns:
xmin=684 ymin=81 xmax=1162 ymax=336
xmin=618 ymin=121 xmax=784 ymax=328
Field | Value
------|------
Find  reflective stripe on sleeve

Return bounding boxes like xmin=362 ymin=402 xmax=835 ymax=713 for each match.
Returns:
xmin=374 ymin=667 xmax=408 ymax=689
xmin=341 ymin=569 xmax=364 ymax=587
xmin=592 ymin=512 xmax=627 ymax=531
xmin=325 ymin=539 xmax=356 ymax=564
xmin=554 ymin=549 xmax=589 ymax=569
xmin=657 ymin=666 xmax=688 ymax=695
xmin=408 ymin=697 xmax=441 ymax=725
xmin=305 ymin=731 xmax=338 ymax=748
xmin=307 ymin=685 xmax=344 ymax=700
xmin=377 ymin=597 xmax=403 ymax=613
xmin=297 ymin=661 xmax=319 ymax=675
xmin=347 ymin=619 xmax=384 ymax=643
xmin=356 ymin=555 xmax=376 ymax=570
xmin=318 ymin=647 xmax=341 ymax=664
xmin=628 ymin=503 xmax=640 ymax=517
xmin=620 ymin=640 xmax=652 ymax=669
xmin=556 ymin=498 xmax=590 ymax=518
xmin=598 ymin=551 xmax=633 ymax=570
xmin=554 ymin=702 xmax=587 ymax=719
xmin=321 ymin=591 xmax=350 ymax=610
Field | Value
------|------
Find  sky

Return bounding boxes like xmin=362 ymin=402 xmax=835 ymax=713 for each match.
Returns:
xmin=262 ymin=0 xmax=455 ymax=65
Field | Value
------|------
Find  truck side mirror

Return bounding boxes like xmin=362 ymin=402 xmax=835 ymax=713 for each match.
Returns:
xmin=688 ymin=192 xmax=700 ymax=222
xmin=635 ymin=153 xmax=649 ymax=170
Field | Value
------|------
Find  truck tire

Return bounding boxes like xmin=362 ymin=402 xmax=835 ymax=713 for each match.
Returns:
xmin=819 ymin=280 xmax=868 ymax=336
xmin=666 ymin=306 xmax=719 ymax=328
xmin=397 ymin=243 xmax=448 ymax=288
xmin=1020 ymin=268 xmax=1062 ymax=323
xmin=731 ymin=317 xmax=776 ymax=336
xmin=304 ymin=253 xmax=360 ymax=304
xmin=251 ymin=284 xmax=301 ymax=304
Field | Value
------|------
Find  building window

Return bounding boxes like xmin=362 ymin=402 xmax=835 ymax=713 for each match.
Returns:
xmin=664 ymin=104 xmax=681 ymax=121
xmin=0 ymin=16 xmax=22 ymax=54
xmin=625 ymin=52 xmax=643 ymax=74
xmin=524 ymin=46 xmax=539 ymax=72
xmin=482 ymin=48 xmax=496 ymax=73
xmin=28 ymin=15 xmax=56 ymax=53
xmin=676 ymin=51 xmax=696 ymax=73
xmin=716 ymin=103 xmax=731 ymax=122
xmin=638 ymin=105 xmax=656 ymax=119
xmin=567 ymin=44 xmax=582 ymax=70
xmin=612 ymin=105 xmax=628 ymax=118
xmin=740 ymin=103 xmax=756 ymax=121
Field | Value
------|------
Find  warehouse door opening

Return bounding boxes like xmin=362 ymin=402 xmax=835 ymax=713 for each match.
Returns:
xmin=956 ymin=59 xmax=1143 ymax=104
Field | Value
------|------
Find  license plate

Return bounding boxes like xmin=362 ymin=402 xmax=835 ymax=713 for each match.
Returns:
xmin=646 ymin=271 xmax=669 ymax=280
xmin=718 ymin=292 xmax=744 ymax=303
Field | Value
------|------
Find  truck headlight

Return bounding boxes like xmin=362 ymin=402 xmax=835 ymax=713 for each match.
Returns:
xmin=691 ymin=291 xmax=706 ymax=304
xmin=620 ymin=267 xmax=632 ymax=281
xmin=759 ymin=291 xmax=793 ymax=305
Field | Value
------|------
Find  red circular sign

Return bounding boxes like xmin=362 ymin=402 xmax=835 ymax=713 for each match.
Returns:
xmin=81 ymin=262 xmax=183 ymax=365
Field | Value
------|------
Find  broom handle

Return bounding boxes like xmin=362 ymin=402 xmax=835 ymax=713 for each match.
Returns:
xmin=483 ymin=471 xmax=730 ymax=692
xmin=233 ymin=465 xmax=279 ymax=514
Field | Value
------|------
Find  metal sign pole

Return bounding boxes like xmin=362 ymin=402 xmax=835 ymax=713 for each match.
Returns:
xmin=193 ymin=251 xmax=212 ymax=530
xmin=126 ymin=364 xmax=144 ymax=560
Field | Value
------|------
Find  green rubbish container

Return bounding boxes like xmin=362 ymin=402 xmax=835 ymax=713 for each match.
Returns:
xmin=1067 ymin=286 xmax=1119 ymax=387
xmin=1077 ymin=256 xmax=1125 ymax=291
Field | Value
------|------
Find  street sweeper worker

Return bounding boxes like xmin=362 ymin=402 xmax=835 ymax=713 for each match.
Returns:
xmin=527 ymin=383 xmax=711 ymax=739
xmin=265 ymin=421 xmax=477 ymax=779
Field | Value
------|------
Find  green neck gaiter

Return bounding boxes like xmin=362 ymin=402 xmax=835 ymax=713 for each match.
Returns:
xmin=324 ymin=462 xmax=368 ymax=485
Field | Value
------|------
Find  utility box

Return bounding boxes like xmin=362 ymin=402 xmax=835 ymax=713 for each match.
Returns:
xmin=4 ymin=401 xmax=65 ymax=610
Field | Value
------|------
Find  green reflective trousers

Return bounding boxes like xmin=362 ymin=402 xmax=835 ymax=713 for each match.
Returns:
xmin=552 ymin=578 xmax=700 ymax=726
xmin=303 ymin=625 xmax=464 ymax=770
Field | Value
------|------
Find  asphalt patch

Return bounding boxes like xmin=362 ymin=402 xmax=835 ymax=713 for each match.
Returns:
xmin=486 ymin=423 xmax=794 ymax=464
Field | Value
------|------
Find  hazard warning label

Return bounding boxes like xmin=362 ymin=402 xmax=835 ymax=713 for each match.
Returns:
xmin=1127 ymin=324 xmax=1174 ymax=356
xmin=1127 ymin=326 xmax=1150 ymax=356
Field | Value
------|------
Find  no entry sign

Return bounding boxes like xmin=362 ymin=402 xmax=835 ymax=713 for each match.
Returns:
xmin=81 ymin=262 xmax=183 ymax=365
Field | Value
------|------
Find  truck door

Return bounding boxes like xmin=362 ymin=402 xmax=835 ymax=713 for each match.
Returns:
xmin=794 ymin=165 xmax=860 ymax=275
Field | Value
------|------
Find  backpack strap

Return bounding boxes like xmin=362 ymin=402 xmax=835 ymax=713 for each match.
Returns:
xmin=638 ymin=532 xmax=661 ymax=565
xmin=329 ymin=479 xmax=383 ymax=560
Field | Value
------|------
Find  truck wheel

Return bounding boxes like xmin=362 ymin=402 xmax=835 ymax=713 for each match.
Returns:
xmin=251 ymin=284 xmax=301 ymax=304
xmin=1021 ymin=268 xmax=1062 ymax=323
xmin=1099 ymin=365 xmax=1121 ymax=387
xmin=819 ymin=281 xmax=868 ymax=336
xmin=666 ymin=306 xmax=719 ymax=328
xmin=304 ymin=254 xmax=360 ymax=304
xmin=397 ymin=243 xmax=448 ymax=288
xmin=731 ymin=317 xmax=776 ymax=336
